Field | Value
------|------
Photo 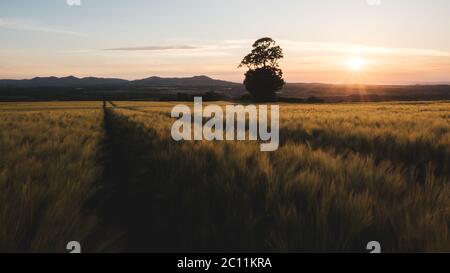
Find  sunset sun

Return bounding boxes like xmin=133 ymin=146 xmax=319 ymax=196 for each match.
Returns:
xmin=347 ymin=57 xmax=367 ymax=71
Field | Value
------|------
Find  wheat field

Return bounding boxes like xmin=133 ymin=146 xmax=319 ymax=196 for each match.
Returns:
xmin=0 ymin=103 xmax=104 ymax=252
xmin=0 ymin=101 xmax=449 ymax=252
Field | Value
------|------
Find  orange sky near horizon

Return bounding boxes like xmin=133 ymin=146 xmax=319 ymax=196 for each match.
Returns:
xmin=2 ymin=39 xmax=449 ymax=84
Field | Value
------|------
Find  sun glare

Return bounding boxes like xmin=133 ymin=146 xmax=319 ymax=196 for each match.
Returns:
xmin=347 ymin=58 xmax=366 ymax=71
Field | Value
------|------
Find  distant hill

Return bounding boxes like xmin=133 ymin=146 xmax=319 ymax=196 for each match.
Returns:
xmin=0 ymin=76 xmax=128 ymax=87
xmin=0 ymin=75 xmax=238 ymax=88
xmin=131 ymin=75 xmax=238 ymax=87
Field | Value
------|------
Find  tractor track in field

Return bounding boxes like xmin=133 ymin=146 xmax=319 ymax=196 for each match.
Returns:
xmin=89 ymin=101 xmax=179 ymax=251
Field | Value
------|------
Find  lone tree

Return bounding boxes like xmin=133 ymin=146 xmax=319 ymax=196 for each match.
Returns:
xmin=239 ymin=37 xmax=285 ymax=101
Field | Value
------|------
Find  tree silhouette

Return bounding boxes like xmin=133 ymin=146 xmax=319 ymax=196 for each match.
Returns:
xmin=239 ymin=38 xmax=285 ymax=101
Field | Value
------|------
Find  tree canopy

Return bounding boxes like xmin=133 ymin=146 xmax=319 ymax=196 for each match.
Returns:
xmin=239 ymin=38 xmax=285 ymax=101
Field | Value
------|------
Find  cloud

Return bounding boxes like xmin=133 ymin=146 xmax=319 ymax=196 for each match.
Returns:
xmin=56 ymin=49 xmax=92 ymax=54
xmin=104 ymin=45 xmax=198 ymax=51
xmin=0 ymin=18 xmax=86 ymax=36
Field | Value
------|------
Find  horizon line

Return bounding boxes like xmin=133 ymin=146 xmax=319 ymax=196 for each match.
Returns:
xmin=1 ymin=74 xmax=450 ymax=86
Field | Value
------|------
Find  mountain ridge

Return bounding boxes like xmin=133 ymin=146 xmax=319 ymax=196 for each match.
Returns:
xmin=0 ymin=75 xmax=239 ymax=87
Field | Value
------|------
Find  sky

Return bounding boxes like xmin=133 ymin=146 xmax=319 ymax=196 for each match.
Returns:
xmin=0 ymin=0 xmax=450 ymax=84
